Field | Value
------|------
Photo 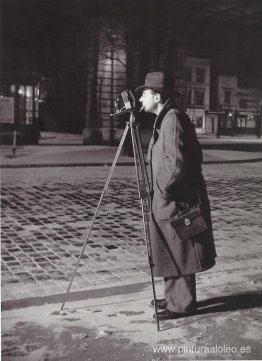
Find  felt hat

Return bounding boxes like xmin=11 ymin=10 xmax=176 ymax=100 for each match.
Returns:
xmin=135 ymin=71 xmax=180 ymax=96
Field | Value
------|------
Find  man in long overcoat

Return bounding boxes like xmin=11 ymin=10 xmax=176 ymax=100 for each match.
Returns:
xmin=137 ymin=72 xmax=217 ymax=320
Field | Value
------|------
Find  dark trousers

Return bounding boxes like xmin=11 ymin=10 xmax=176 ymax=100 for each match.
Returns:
xmin=164 ymin=275 xmax=196 ymax=313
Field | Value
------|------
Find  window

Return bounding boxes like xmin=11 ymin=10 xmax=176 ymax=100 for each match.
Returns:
xmin=224 ymin=91 xmax=231 ymax=104
xmin=195 ymin=88 xmax=205 ymax=105
xmin=196 ymin=68 xmax=205 ymax=83
xmin=185 ymin=67 xmax=192 ymax=81
xmin=187 ymin=89 xmax=192 ymax=105
xmin=14 ymin=84 xmax=38 ymax=125
xmin=237 ymin=115 xmax=256 ymax=128
xmin=246 ymin=115 xmax=256 ymax=128
xmin=239 ymin=99 xmax=247 ymax=109
xmin=195 ymin=117 xmax=203 ymax=128
xmin=192 ymin=117 xmax=203 ymax=129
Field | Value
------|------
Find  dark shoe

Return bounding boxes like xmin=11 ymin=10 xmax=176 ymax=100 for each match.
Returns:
xmin=153 ymin=308 xmax=195 ymax=320
xmin=150 ymin=298 xmax=167 ymax=310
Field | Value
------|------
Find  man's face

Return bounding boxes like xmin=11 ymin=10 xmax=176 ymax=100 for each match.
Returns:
xmin=139 ymin=89 xmax=158 ymax=114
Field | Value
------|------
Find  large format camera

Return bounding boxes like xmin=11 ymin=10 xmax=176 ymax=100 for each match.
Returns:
xmin=114 ymin=90 xmax=137 ymax=113
xmin=113 ymin=89 xmax=155 ymax=130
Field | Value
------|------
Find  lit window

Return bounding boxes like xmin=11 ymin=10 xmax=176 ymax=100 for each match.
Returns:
xmin=195 ymin=117 xmax=203 ymax=128
xmin=18 ymin=86 xmax=25 ymax=96
xmin=26 ymin=86 xmax=33 ymax=98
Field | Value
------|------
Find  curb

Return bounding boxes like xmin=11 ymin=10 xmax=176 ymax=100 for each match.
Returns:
xmin=1 ymin=158 xmax=262 ymax=169
xmin=1 ymin=281 xmax=150 ymax=311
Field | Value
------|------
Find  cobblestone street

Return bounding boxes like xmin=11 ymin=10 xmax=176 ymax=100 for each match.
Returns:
xmin=1 ymin=161 xmax=262 ymax=302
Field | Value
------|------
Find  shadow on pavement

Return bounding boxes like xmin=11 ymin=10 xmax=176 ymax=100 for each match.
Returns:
xmin=196 ymin=291 xmax=262 ymax=312
xmin=161 ymin=291 xmax=262 ymax=331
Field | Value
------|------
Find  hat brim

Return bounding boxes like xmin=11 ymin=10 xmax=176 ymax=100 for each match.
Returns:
xmin=135 ymin=85 xmax=180 ymax=97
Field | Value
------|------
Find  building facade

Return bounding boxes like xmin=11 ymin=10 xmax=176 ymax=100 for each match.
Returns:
xmin=184 ymin=57 xmax=211 ymax=135
xmin=217 ymin=75 xmax=261 ymax=136
xmin=2 ymin=1 xmax=261 ymax=144
xmin=83 ymin=14 xmax=190 ymax=145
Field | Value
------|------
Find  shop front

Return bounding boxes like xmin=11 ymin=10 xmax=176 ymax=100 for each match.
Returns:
xmin=0 ymin=73 xmax=40 ymax=145
xmin=187 ymin=108 xmax=206 ymax=134
xmin=217 ymin=109 xmax=261 ymax=137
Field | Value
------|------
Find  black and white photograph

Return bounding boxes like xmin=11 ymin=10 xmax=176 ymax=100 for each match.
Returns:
xmin=1 ymin=0 xmax=262 ymax=360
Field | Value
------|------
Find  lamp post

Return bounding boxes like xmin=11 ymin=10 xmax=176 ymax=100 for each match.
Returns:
xmin=258 ymin=99 xmax=262 ymax=138
xmin=110 ymin=43 xmax=114 ymax=145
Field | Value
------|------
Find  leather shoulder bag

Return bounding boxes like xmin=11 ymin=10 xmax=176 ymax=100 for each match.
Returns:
xmin=170 ymin=205 xmax=208 ymax=241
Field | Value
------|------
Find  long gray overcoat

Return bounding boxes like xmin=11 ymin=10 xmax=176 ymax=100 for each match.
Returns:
xmin=148 ymin=100 xmax=217 ymax=277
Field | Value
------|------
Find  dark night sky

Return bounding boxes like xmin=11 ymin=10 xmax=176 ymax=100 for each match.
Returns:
xmin=1 ymin=0 xmax=261 ymax=88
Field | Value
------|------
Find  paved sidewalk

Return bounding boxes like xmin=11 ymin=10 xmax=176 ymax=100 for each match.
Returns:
xmin=1 ymin=131 xmax=262 ymax=168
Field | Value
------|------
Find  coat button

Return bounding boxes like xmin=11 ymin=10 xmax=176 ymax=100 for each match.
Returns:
xmin=184 ymin=218 xmax=191 ymax=226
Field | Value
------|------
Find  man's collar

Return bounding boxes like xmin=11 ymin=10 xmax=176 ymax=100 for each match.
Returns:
xmin=153 ymin=99 xmax=174 ymax=130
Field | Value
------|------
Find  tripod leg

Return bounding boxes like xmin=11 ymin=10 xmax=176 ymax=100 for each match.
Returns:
xmin=60 ymin=123 xmax=130 ymax=311
xmin=130 ymin=125 xmax=160 ymax=331
xmin=133 ymin=126 xmax=150 ymax=191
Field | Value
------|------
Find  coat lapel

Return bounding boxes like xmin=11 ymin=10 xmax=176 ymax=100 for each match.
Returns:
xmin=147 ymin=99 xmax=175 ymax=162
xmin=147 ymin=100 xmax=175 ymax=192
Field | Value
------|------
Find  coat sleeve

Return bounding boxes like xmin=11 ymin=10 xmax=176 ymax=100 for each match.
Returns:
xmin=155 ymin=113 xmax=193 ymax=198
